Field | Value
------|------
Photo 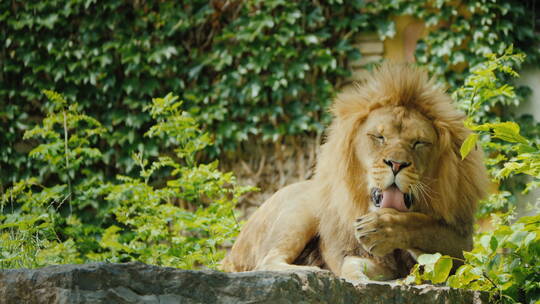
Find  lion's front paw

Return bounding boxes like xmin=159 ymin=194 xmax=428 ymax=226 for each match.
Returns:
xmin=354 ymin=208 xmax=410 ymax=256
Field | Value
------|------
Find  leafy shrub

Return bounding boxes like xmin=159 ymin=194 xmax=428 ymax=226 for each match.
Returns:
xmin=404 ymin=49 xmax=540 ymax=304
xmin=455 ymin=47 xmax=537 ymax=215
xmin=406 ymin=214 xmax=540 ymax=304
xmin=91 ymin=94 xmax=252 ymax=268
xmin=1 ymin=90 xmax=107 ymax=267
xmin=0 ymin=92 xmax=252 ymax=269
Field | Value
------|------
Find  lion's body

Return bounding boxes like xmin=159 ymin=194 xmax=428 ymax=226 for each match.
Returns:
xmin=221 ymin=64 xmax=489 ymax=281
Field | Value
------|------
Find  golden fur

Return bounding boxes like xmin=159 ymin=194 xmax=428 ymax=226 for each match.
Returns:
xmin=221 ymin=63 xmax=489 ymax=281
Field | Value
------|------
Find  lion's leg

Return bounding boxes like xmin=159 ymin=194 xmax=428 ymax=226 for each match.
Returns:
xmin=254 ymin=211 xmax=320 ymax=272
xmin=257 ymin=248 xmax=322 ymax=272
xmin=224 ymin=181 xmax=322 ymax=272
xmin=317 ymin=229 xmax=397 ymax=281
xmin=340 ymin=256 xmax=396 ymax=282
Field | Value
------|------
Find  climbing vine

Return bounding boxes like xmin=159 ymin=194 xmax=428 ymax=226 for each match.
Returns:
xmin=2 ymin=0 xmax=538 ymax=187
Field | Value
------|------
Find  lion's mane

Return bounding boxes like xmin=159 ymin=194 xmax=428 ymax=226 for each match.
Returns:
xmin=314 ymin=64 xmax=488 ymax=262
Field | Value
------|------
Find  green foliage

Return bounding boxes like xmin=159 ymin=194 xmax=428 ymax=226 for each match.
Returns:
xmin=1 ymin=92 xmax=252 ymax=269
xmin=454 ymin=47 xmax=525 ymax=121
xmin=1 ymin=90 xmax=107 ymax=267
xmin=404 ymin=214 xmax=540 ymax=304
xmin=448 ymin=214 xmax=540 ymax=303
xmin=455 ymin=48 xmax=539 ymax=214
xmin=90 ymin=94 xmax=252 ymax=268
xmin=404 ymin=50 xmax=540 ymax=304
xmin=2 ymin=0 xmax=539 ymax=188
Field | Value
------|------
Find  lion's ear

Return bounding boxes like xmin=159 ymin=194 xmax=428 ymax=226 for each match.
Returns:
xmin=434 ymin=120 xmax=466 ymax=156
xmin=437 ymin=120 xmax=473 ymax=159
xmin=434 ymin=121 xmax=452 ymax=152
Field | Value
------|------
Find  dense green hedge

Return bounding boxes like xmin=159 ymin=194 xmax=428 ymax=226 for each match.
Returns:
xmin=1 ymin=0 xmax=539 ymax=186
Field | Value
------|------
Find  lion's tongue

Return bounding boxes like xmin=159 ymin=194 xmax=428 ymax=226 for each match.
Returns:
xmin=381 ymin=186 xmax=408 ymax=212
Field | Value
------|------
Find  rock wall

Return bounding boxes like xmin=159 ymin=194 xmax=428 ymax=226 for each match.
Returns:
xmin=0 ymin=262 xmax=488 ymax=304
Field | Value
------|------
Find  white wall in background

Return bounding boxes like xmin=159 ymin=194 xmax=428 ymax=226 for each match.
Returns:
xmin=515 ymin=66 xmax=540 ymax=216
xmin=516 ymin=67 xmax=540 ymax=121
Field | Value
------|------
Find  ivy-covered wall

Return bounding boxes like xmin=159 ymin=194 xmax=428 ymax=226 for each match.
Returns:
xmin=1 ymin=0 xmax=539 ymax=187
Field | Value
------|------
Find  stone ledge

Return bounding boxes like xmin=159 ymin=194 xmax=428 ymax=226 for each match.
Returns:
xmin=0 ymin=262 xmax=488 ymax=304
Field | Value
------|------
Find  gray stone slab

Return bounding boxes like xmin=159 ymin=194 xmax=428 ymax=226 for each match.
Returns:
xmin=0 ymin=262 xmax=488 ymax=304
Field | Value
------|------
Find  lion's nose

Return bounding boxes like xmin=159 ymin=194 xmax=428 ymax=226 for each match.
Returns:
xmin=383 ymin=159 xmax=411 ymax=175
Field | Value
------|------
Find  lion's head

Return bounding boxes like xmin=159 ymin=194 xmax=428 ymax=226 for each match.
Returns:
xmin=315 ymin=63 xmax=488 ymax=234
xmin=357 ymin=105 xmax=439 ymax=212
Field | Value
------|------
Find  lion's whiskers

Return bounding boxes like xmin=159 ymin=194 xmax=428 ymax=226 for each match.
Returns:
xmin=417 ymin=180 xmax=439 ymax=198
xmin=409 ymin=180 xmax=434 ymax=205
xmin=416 ymin=182 xmax=431 ymax=202
xmin=409 ymin=183 xmax=420 ymax=204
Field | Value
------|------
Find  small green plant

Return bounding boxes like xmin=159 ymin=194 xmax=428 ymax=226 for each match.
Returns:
xmin=404 ymin=214 xmax=539 ymax=304
xmin=456 ymin=47 xmax=538 ymax=214
xmin=1 ymin=90 xmax=106 ymax=267
xmin=404 ymin=49 xmax=540 ymax=304
xmin=90 ymin=94 xmax=253 ymax=268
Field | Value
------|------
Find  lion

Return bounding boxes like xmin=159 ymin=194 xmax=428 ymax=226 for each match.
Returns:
xmin=221 ymin=63 xmax=489 ymax=281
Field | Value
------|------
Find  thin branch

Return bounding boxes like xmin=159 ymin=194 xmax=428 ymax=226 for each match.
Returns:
xmin=63 ymin=109 xmax=72 ymax=208
xmin=482 ymin=271 xmax=500 ymax=293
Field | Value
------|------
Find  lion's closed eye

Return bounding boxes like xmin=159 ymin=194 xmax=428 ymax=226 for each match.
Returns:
xmin=368 ymin=133 xmax=385 ymax=145
xmin=412 ymin=141 xmax=431 ymax=149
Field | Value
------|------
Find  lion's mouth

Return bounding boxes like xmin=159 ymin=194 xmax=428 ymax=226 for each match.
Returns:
xmin=371 ymin=184 xmax=413 ymax=211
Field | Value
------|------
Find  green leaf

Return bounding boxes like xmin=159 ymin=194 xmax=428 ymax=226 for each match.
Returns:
xmin=432 ymin=257 xmax=453 ymax=284
xmin=460 ymin=133 xmax=479 ymax=159
xmin=375 ymin=19 xmax=396 ymax=39
xmin=489 ymin=236 xmax=498 ymax=251
xmin=490 ymin=122 xmax=528 ymax=144
xmin=417 ymin=252 xmax=442 ymax=265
